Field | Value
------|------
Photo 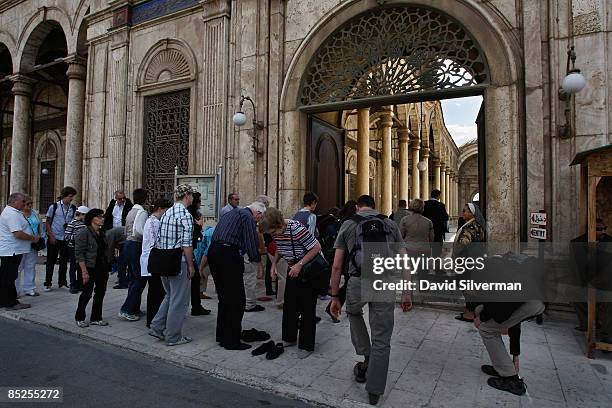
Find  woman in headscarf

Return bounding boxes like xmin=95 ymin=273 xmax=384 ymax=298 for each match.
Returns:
xmin=453 ymin=202 xmax=486 ymax=322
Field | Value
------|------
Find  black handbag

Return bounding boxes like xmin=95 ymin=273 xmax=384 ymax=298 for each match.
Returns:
xmin=23 ymin=214 xmax=46 ymax=251
xmin=289 ymin=229 xmax=330 ymax=284
xmin=148 ymin=247 xmax=183 ymax=276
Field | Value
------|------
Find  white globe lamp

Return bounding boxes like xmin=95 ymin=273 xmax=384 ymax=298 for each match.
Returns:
xmin=232 ymin=111 xmax=247 ymax=127
xmin=561 ymin=70 xmax=586 ymax=94
xmin=417 ymin=161 xmax=427 ymax=172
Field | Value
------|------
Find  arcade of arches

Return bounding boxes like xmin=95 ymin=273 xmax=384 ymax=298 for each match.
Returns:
xmin=1 ymin=0 xmax=611 ymax=246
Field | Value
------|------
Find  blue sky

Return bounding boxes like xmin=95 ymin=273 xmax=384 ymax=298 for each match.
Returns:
xmin=440 ymin=95 xmax=483 ymax=147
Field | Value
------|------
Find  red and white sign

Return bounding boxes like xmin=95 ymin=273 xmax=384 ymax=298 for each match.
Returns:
xmin=530 ymin=227 xmax=547 ymax=240
xmin=530 ymin=212 xmax=547 ymax=226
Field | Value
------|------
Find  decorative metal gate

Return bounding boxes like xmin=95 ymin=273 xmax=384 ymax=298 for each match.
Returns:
xmin=143 ymin=89 xmax=190 ymax=201
xmin=299 ymin=4 xmax=489 ymax=108
xmin=38 ymin=160 xmax=55 ymax=212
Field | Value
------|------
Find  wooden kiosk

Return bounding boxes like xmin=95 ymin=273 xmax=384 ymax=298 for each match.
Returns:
xmin=570 ymin=144 xmax=612 ymax=358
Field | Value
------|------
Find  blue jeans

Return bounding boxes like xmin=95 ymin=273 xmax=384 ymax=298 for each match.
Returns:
xmin=120 ymin=241 xmax=144 ymax=314
xmin=115 ymin=242 xmax=129 ymax=287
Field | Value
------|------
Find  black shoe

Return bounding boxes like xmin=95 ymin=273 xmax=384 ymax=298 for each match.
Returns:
xmin=223 ymin=342 xmax=252 ymax=351
xmin=252 ymin=340 xmax=275 ymax=356
xmin=59 ymin=283 xmax=69 ymax=289
xmin=354 ymin=362 xmax=367 ymax=383
xmin=368 ymin=393 xmax=380 ymax=405
xmin=241 ymin=328 xmax=271 ymax=342
xmin=315 ymin=316 xmax=322 ymax=323
xmin=325 ymin=304 xmax=340 ymax=323
xmin=191 ymin=307 xmax=211 ymax=316
xmin=245 ymin=305 xmax=265 ymax=312
xmin=69 ymin=287 xmax=80 ymax=294
xmin=481 ymin=365 xmax=501 ymax=377
xmin=265 ymin=343 xmax=284 ymax=360
xmin=113 ymin=284 xmax=128 ymax=289
xmin=487 ymin=376 xmax=526 ymax=396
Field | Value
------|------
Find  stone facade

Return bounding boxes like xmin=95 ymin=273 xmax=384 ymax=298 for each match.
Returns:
xmin=0 ymin=0 xmax=611 ymax=244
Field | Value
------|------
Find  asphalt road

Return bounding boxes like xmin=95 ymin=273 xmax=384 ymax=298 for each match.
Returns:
xmin=0 ymin=317 xmax=314 ymax=408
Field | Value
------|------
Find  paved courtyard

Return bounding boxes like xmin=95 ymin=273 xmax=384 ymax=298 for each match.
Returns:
xmin=2 ymin=264 xmax=612 ymax=408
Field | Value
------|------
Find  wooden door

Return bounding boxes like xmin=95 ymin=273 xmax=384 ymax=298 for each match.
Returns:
xmin=308 ymin=117 xmax=344 ymax=214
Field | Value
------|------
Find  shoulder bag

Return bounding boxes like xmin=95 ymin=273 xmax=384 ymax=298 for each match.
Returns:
xmin=23 ymin=214 xmax=45 ymax=251
xmin=289 ymin=226 xmax=329 ymax=284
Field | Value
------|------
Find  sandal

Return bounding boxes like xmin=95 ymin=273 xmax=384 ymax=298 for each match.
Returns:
xmin=455 ymin=313 xmax=474 ymax=322
xmin=265 ymin=343 xmax=284 ymax=360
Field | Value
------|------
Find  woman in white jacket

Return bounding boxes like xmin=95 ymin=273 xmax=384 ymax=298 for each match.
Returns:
xmin=140 ymin=198 xmax=172 ymax=328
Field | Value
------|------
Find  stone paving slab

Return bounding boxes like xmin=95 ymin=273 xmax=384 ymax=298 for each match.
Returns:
xmin=3 ymin=265 xmax=612 ymax=407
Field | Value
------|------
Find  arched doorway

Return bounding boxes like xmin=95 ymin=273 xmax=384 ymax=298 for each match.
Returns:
xmin=280 ymin=1 xmax=523 ymax=242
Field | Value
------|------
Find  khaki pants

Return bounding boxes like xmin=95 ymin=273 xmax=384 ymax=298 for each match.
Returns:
xmin=271 ymin=254 xmax=288 ymax=308
xmin=243 ymin=257 xmax=258 ymax=310
xmin=479 ymin=301 xmax=545 ymax=377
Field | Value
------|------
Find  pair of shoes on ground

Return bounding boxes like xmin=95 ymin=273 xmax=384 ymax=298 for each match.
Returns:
xmin=251 ymin=341 xmax=284 ymax=360
xmin=118 ymin=311 xmax=140 ymax=321
xmin=241 ymin=328 xmax=271 ymax=342
xmin=191 ymin=307 xmax=211 ymax=316
xmin=481 ymin=365 xmax=526 ymax=395
xmin=245 ymin=305 xmax=265 ymax=312
xmin=3 ymin=302 xmax=31 ymax=310
xmin=76 ymin=320 xmax=109 ymax=328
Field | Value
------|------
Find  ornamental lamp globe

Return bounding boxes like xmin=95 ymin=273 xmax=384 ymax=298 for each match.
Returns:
xmin=561 ymin=70 xmax=586 ymax=94
xmin=232 ymin=111 xmax=248 ymax=127
xmin=417 ymin=161 xmax=428 ymax=172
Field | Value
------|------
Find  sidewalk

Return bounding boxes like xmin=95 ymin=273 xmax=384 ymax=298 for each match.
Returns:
xmin=3 ymin=264 xmax=612 ymax=408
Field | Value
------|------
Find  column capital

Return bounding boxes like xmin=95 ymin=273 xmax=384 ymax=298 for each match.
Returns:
xmin=411 ymin=138 xmax=421 ymax=149
xmin=397 ymin=127 xmax=410 ymax=142
xmin=66 ymin=55 xmax=87 ymax=80
xmin=421 ymin=146 xmax=430 ymax=157
xmin=201 ymin=0 xmax=231 ymax=22
xmin=8 ymin=74 xmax=35 ymax=96
xmin=433 ymin=158 xmax=441 ymax=167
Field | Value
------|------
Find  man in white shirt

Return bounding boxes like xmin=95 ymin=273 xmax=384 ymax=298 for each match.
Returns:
xmin=103 ymin=190 xmax=133 ymax=288
xmin=220 ymin=193 xmax=240 ymax=217
xmin=0 ymin=193 xmax=40 ymax=310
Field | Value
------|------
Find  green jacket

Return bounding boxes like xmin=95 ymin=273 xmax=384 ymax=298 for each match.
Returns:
xmin=75 ymin=226 xmax=108 ymax=269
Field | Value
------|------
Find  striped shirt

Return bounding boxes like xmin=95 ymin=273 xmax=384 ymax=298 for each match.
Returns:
xmin=211 ymin=207 xmax=261 ymax=262
xmin=64 ymin=218 xmax=86 ymax=248
xmin=274 ymin=220 xmax=317 ymax=265
xmin=157 ymin=202 xmax=193 ymax=249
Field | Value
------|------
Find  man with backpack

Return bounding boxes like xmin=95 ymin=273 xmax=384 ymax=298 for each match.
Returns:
xmin=44 ymin=186 xmax=77 ymax=291
xmin=329 ymin=195 xmax=408 ymax=405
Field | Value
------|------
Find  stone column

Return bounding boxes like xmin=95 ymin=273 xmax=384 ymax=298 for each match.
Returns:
xmin=107 ymin=32 xmax=130 ymax=199
xmin=420 ymin=147 xmax=430 ymax=201
xmin=357 ymin=108 xmax=370 ymax=195
xmin=64 ymin=57 xmax=87 ymax=194
xmin=450 ymin=173 xmax=456 ymax=217
xmin=380 ymin=110 xmax=393 ymax=216
xmin=440 ymin=164 xmax=446 ymax=204
xmin=433 ymin=159 xmax=441 ymax=192
xmin=445 ymin=168 xmax=451 ymax=210
xmin=398 ymin=127 xmax=409 ymax=202
xmin=9 ymin=75 xmax=34 ymax=194
xmin=411 ymin=138 xmax=420 ymax=199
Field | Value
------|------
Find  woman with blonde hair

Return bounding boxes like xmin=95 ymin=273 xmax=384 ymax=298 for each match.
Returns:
xmin=259 ymin=207 xmax=322 ymax=359
xmin=16 ymin=196 xmax=45 ymax=297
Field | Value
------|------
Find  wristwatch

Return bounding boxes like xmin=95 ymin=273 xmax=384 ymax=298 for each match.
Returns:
xmin=298 ymin=259 xmax=304 ymax=266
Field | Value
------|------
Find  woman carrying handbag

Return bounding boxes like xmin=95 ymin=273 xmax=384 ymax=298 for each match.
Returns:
xmin=16 ymin=196 xmax=45 ymax=297
xmin=259 ymin=208 xmax=324 ymax=359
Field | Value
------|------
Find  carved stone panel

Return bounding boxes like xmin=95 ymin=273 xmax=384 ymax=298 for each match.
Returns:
xmin=143 ymin=89 xmax=190 ymax=201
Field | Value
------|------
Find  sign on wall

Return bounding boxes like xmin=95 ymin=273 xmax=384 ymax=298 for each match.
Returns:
xmin=530 ymin=212 xmax=547 ymax=226
xmin=175 ymin=174 xmax=218 ymax=218
xmin=529 ymin=227 xmax=547 ymax=240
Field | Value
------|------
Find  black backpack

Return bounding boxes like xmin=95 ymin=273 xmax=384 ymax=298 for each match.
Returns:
xmin=50 ymin=202 xmax=77 ymax=228
xmin=348 ymin=214 xmax=394 ymax=276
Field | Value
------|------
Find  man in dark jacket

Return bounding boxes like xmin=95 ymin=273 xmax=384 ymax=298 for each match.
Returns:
xmin=103 ymin=190 xmax=133 ymax=231
xmin=103 ymin=190 xmax=133 ymax=288
xmin=423 ymin=189 xmax=449 ymax=260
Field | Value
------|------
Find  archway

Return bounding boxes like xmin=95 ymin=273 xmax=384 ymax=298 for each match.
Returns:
xmin=280 ymin=0 xmax=523 ymax=242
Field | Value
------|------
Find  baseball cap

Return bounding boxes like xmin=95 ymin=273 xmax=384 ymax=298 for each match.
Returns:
xmin=77 ymin=206 xmax=90 ymax=214
xmin=175 ymin=184 xmax=196 ymax=196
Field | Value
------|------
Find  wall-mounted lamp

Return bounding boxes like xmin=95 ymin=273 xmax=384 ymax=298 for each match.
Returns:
xmin=558 ymin=46 xmax=587 ymax=139
xmin=232 ymin=95 xmax=264 ymax=155
xmin=41 ymin=168 xmax=49 ymax=175
xmin=417 ymin=161 xmax=428 ymax=172
xmin=0 ymin=170 xmax=6 ymax=176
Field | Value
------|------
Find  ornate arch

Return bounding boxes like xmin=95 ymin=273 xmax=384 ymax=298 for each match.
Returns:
xmin=299 ymin=4 xmax=490 ymax=107
xmin=137 ymin=39 xmax=197 ymax=89
xmin=17 ymin=7 xmax=73 ymax=71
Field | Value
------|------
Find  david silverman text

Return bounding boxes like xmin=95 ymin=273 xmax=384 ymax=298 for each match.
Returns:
xmin=372 ymin=280 xmax=523 ymax=291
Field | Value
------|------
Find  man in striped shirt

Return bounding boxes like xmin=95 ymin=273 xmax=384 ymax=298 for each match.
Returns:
xmin=208 ymin=201 xmax=265 ymax=350
xmin=148 ymin=184 xmax=196 ymax=346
